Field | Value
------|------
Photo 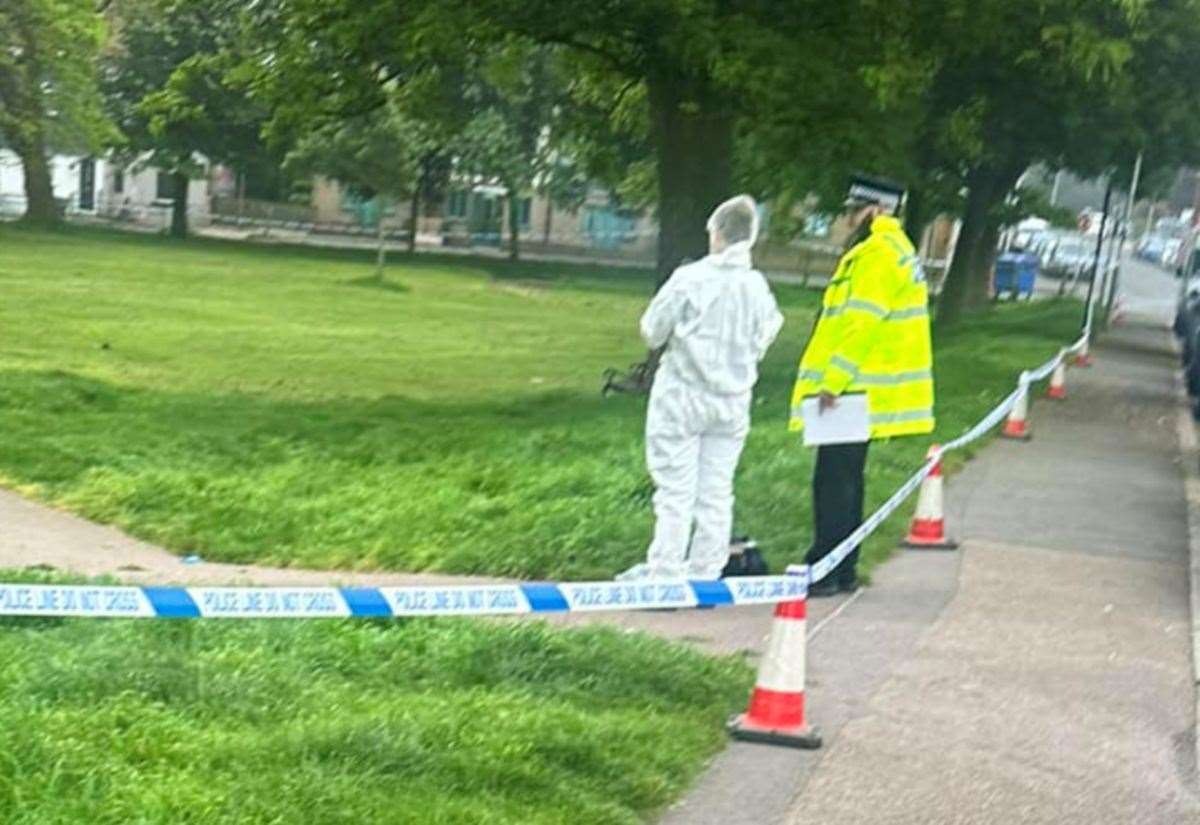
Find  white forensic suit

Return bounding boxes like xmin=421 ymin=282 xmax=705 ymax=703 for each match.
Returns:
xmin=619 ymin=196 xmax=784 ymax=581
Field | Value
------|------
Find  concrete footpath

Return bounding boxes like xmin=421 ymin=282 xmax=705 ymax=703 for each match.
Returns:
xmin=666 ymin=319 xmax=1200 ymax=825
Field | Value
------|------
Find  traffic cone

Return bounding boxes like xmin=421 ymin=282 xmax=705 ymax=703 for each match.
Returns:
xmin=1001 ymin=384 xmax=1032 ymax=440
xmin=728 ymin=593 xmax=821 ymax=749
xmin=1046 ymin=360 xmax=1067 ymax=400
xmin=1073 ymin=337 xmax=1094 ymax=367
xmin=903 ymin=446 xmax=958 ymax=550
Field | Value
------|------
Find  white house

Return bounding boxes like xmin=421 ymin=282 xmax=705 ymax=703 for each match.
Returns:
xmin=0 ymin=150 xmax=101 ymax=217
xmin=0 ymin=149 xmax=211 ymax=228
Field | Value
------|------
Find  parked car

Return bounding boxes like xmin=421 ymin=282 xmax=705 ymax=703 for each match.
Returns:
xmin=1174 ymin=278 xmax=1200 ymax=415
xmin=1137 ymin=235 xmax=1167 ymax=263
xmin=1041 ymin=233 xmax=1094 ymax=281
xmin=1163 ymin=238 xmax=1183 ymax=268
xmin=1169 ymin=229 xmax=1200 ymax=276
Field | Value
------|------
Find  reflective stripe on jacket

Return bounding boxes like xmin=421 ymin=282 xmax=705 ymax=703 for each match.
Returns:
xmin=789 ymin=215 xmax=935 ymax=439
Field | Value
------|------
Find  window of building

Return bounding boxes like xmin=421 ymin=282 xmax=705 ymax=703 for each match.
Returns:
xmin=479 ymin=196 xmax=496 ymax=222
xmin=155 ymin=172 xmax=176 ymax=200
xmin=113 ymin=167 xmax=125 ymax=194
xmin=583 ymin=205 xmax=637 ymax=250
xmin=446 ymin=190 xmax=468 ymax=218
xmin=518 ymin=197 xmax=532 ymax=228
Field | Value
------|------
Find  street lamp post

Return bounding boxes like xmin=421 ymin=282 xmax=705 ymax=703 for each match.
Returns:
xmin=1084 ymin=181 xmax=1113 ymax=332
xmin=1104 ymin=152 xmax=1142 ymax=322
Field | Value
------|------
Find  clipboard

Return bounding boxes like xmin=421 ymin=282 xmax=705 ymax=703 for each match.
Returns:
xmin=800 ymin=392 xmax=869 ymax=447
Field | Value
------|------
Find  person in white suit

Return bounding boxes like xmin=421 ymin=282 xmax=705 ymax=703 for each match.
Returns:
xmin=618 ymin=195 xmax=784 ymax=581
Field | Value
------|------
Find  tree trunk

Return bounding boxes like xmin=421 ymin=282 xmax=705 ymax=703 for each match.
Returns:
xmin=375 ymin=196 xmax=387 ymax=279
xmin=408 ymin=187 xmax=419 ymax=254
xmin=170 ymin=172 xmax=189 ymax=238
xmin=967 ymin=221 xmax=1001 ymax=308
xmin=903 ymin=185 xmax=928 ymax=249
xmin=15 ymin=135 xmax=58 ymax=226
xmin=648 ymin=74 xmax=734 ymax=287
xmin=507 ymin=190 xmax=520 ymax=261
xmin=937 ymin=179 xmax=992 ymax=327
xmin=543 ymin=195 xmax=553 ymax=246
xmin=5 ymin=10 xmax=58 ymax=227
xmin=937 ymin=164 xmax=1021 ymax=327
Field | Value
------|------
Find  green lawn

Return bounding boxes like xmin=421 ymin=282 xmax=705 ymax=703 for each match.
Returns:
xmin=0 ymin=226 xmax=1082 ymax=823
xmin=0 ymin=572 xmax=749 ymax=824
xmin=0 ymin=225 xmax=1081 ymax=579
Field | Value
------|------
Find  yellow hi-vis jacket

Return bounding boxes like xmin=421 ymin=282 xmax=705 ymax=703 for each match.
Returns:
xmin=789 ymin=215 xmax=935 ymax=439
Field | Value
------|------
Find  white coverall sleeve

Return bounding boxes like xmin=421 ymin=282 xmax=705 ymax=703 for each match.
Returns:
xmin=639 ymin=271 xmax=686 ymax=348
xmin=753 ymin=286 xmax=785 ymax=361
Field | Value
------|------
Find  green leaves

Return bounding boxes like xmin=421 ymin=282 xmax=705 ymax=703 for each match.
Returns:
xmin=283 ymin=105 xmax=429 ymax=200
xmin=100 ymin=0 xmax=284 ymax=234
xmin=0 ymin=0 xmax=115 ymax=153
xmin=1039 ymin=22 xmax=1134 ymax=83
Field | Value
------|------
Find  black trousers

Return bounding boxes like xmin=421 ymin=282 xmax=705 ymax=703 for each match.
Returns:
xmin=804 ymin=442 xmax=870 ymax=584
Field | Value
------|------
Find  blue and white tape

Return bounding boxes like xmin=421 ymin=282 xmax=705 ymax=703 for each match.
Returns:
xmin=0 ymin=575 xmax=809 ymax=619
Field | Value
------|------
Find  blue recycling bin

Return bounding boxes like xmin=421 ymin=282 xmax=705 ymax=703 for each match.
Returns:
xmin=994 ymin=251 xmax=1038 ymax=299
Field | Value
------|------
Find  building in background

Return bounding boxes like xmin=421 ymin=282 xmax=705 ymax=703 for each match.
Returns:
xmin=0 ymin=150 xmax=106 ymax=217
xmin=0 ymin=148 xmax=211 ymax=229
xmin=307 ymin=175 xmax=656 ymax=260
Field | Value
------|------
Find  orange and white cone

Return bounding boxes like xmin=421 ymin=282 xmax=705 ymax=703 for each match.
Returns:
xmin=1073 ymin=337 xmax=1094 ymax=367
xmin=728 ymin=591 xmax=821 ymax=749
xmin=1046 ymin=359 xmax=1067 ymax=400
xmin=903 ymin=446 xmax=958 ymax=550
xmin=1001 ymin=381 xmax=1032 ymax=440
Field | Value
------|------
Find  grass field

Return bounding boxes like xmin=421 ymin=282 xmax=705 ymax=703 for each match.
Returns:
xmin=0 ymin=226 xmax=1083 ymax=822
xmin=0 ymin=572 xmax=748 ymax=824
xmin=0 ymin=225 xmax=1082 ymax=579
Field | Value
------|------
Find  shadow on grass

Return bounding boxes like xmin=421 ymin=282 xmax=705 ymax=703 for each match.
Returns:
xmin=0 ymin=365 xmax=661 ymax=577
xmin=0 ymin=368 xmax=642 ymax=466
xmin=341 ymin=274 xmax=410 ymax=294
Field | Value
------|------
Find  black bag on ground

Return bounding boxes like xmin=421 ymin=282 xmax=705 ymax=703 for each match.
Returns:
xmin=722 ymin=536 xmax=768 ymax=577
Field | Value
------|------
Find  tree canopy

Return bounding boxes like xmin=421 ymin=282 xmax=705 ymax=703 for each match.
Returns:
xmin=0 ymin=0 xmax=114 ymax=224
xmin=5 ymin=0 xmax=1200 ymax=334
xmin=101 ymin=0 xmax=277 ymax=236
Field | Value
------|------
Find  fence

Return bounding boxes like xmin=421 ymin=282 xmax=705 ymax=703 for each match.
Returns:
xmin=0 ymin=196 xmax=911 ymax=283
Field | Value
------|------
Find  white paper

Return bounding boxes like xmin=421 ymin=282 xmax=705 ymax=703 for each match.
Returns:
xmin=801 ymin=393 xmax=870 ymax=447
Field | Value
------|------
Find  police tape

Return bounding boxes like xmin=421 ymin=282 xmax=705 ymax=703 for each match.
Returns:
xmin=0 ymin=575 xmax=809 ymax=620
xmin=0 ymin=329 xmax=1090 ymax=619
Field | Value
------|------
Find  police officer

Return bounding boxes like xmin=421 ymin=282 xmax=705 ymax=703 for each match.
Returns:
xmin=789 ymin=176 xmax=935 ymax=597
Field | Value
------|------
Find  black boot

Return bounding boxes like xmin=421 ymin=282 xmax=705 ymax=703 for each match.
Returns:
xmin=810 ymin=572 xmax=859 ymax=598
xmin=808 ymin=577 xmax=842 ymax=598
